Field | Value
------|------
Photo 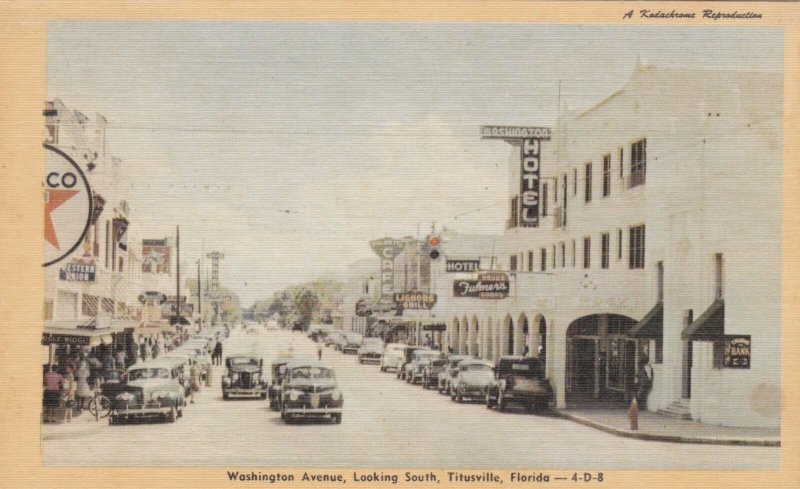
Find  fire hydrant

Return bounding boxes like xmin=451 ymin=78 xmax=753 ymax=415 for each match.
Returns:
xmin=628 ymin=396 xmax=639 ymax=431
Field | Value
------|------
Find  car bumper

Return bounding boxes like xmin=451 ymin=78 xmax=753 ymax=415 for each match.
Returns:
xmin=284 ymin=406 xmax=343 ymax=415
xmin=223 ymin=388 xmax=266 ymax=398
xmin=460 ymin=387 xmax=489 ymax=398
xmin=342 ymin=347 xmax=359 ymax=354
xmin=113 ymin=404 xmax=175 ymax=417
xmin=503 ymin=391 xmax=551 ymax=403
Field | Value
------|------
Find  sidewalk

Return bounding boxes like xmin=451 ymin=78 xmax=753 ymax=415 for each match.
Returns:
xmin=555 ymin=407 xmax=780 ymax=447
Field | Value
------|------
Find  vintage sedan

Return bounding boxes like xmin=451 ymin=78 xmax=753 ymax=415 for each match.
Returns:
xmin=341 ymin=333 xmax=364 ymax=354
xmin=438 ymin=355 xmax=471 ymax=394
xmin=422 ymin=357 xmax=448 ymax=389
xmin=486 ymin=356 xmax=553 ymax=412
xmin=222 ymin=356 xmax=268 ymax=400
xmin=324 ymin=331 xmax=344 ymax=348
xmin=110 ymin=361 xmax=185 ymax=424
xmin=267 ymin=359 xmax=291 ymax=410
xmin=280 ymin=361 xmax=343 ymax=424
xmin=396 ymin=346 xmax=425 ymax=381
xmin=380 ymin=343 xmax=407 ymax=372
xmin=450 ymin=360 xmax=495 ymax=403
xmin=357 ymin=338 xmax=384 ymax=364
xmin=404 ymin=349 xmax=445 ymax=384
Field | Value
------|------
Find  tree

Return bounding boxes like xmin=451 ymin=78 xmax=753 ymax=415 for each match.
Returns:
xmin=292 ymin=287 xmax=319 ymax=331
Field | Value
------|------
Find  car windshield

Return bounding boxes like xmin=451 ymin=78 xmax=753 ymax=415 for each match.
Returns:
xmin=290 ymin=367 xmax=334 ymax=380
xmin=504 ymin=361 xmax=544 ymax=377
xmin=128 ymin=368 xmax=170 ymax=381
xmin=415 ymin=352 xmax=441 ymax=361
xmin=230 ymin=357 xmax=259 ymax=366
xmin=462 ymin=363 xmax=492 ymax=372
xmin=346 ymin=334 xmax=363 ymax=342
xmin=364 ymin=339 xmax=383 ymax=347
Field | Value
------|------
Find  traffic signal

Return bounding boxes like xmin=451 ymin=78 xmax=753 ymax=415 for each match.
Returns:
xmin=427 ymin=235 xmax=441 ymax=260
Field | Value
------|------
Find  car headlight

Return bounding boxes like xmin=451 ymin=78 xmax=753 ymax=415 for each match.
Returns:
xmin=116 ymin=392 xmax=135 ymax=402
xmin=222 ymin=377 xmax=231 ymax=386
xmin=331 ymin=390 xmax=342 ymax=401
xmin=232 ymin=373 xmax=239 ymax=381
xmin=151 ymin=390 xmax=169 ymax=400
xmin=499 ymin=379 xmax=507 ymax=390
xmin=289 ymin=390 xmax=301 ymax=401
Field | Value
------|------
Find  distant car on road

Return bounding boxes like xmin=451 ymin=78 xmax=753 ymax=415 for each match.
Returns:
xmin=357 ymin=338 xmax=384 ymax=364
xmin=404 ymin=349 xmax=445 ymax=384
xmin=222 ymin=356 xmax=267 ymax=400
xmin=450 ymin=359 xmax=494 ymax=403
xmin=438 ymin=355 xmax=471 ymax=394
xmin=486 ymin=356 xmax=553 ymax=413
xmin=341 ymin=333 xmax=364 ymax=354
xmin=280 ymin=361 xmax=343 ymax=424
xmin=380 ymin=343 xmax=406 ymax=372
xmin=324 ymin=331 xmax=344 ymax=348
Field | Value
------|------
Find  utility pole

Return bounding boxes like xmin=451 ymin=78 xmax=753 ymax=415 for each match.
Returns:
xmin=197 ymin=258 xmax=202 ymax=330
xmin=176 ymin=225 xmax=181 ymax=328
xmin=206 ymin=251 xmax=225 ymax=322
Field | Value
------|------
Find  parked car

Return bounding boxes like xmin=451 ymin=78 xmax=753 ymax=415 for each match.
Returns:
xmin=357 ymin=338 xmax=384 ymax=364
xmin=162 ymin=350 xmax=211 ymax=384
xmin=404 ymin=349 xmax=445 ymax=384
xmin=110 ymin=361 xmax=186 ymax=425
xmin=280 ymin=361 xmax=343 ymax=424
xmin=333 ymin=333 xmax=350 ymax=352
xmin=422 ymin=357 xmax=448 ymax=389
xmin=222 ymin=356 xmax=268 ymax=400
xmin=486 ymin=356 xmax=553 ymax=412
xmin=380 ymin=343 xmax=407 ymax=372
xmin=324 ymin=331 xmax=344 ymax=348
xmin=268 ymin=360 xmax=290 ymax=411
xmin=450 ymin=359 xmax=494 ymax=403
xmin=438 ymin=355 xmax=471 ymax=394
xmin=341 ymin=333 xmax=364 ymax=354
xmin=396 ymin=346 xmax=424 ymax=381
xmin=149 ymin=355 xmax=191 ymax=396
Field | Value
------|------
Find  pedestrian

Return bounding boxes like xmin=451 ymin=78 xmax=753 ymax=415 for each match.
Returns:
xmin=151 ymin=339 xmax=160 ymax=360
xmin=102 ymin=349 xmax=117 ymax=382
xmin=43 ymin=364 xmax=63 ymax=423
xmin=635 ymin=355 xmax=654 ymax=410
xmin=317 ymin=344 xmax=323 ymax=361
xmin=75 ymin=361 xmax=91 ymax=412
xmin=523 ymin=345 xmax=530 ymax=357
xmin=213 ymin=341 xmax=223 ymax=366
xmin=144 ymin=339 xmax=152 ymax=362
xmin=189 ymin=360 xmax=201 ymax=404
xmin=63 ymin=366 xmax=76 ymax=423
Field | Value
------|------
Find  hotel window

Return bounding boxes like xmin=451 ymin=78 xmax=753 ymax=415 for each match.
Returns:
xmin=571 ymin=240 xmax=576 ymax=267
xmin=657 ymin=261 xmax=664 ymax=301
xmin=44 ymin=300 xmax=53 ymax=320
xmin=554 ymin=177 xmax=558 ymax=202
xmin=619 ymin=147 xmax=624 ymax=178
xmin=542 ymin=183 xmax=548 ymax=217
xmin=528 ymin=251 xmax=533 ymax=272
xmin=540 ymin=248 xmax=547 ymax=272
xmin=601 ymin=233 xmax=610 ymax=269
xmin=572 ymin=168 xmax=577 ymax=195
xmin=510 ymin=195 xmax=519 ymax=228
xmin=617 ymin=228 xmax=623 ymax=260
xmin=602 ymin=154 xmax=611 ymax=197
xmin=551 ymin=245 xmax=556 ymax=269
xmin=583 ymin=237 xmax=591 ymax=269
xmin=560 ymin=242 xmax=566 ymax=268
xmin=629 ymin=225 xmax=646 ymax=269
xmin=584 ymin=162 xmax=592 ymax=203
xmin=510 ymin=255 xmax=518 ymax=271
xmin=715 ymin=253 xmax=724 ymax=299
xmin=630 ymin=138 xmax=646 ymax=188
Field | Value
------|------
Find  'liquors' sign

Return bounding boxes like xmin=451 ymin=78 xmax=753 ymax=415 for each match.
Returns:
xmin=393 ymin=290 xmax=437 ymax=310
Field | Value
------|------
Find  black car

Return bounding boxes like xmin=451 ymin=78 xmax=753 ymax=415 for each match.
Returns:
xmin=280 ymin=361 xmax=343 ymax=424
xmin=222 ymin=356 xmax=267 ymax=400
xmin=486 ymin=356 xmax=553 ymax=412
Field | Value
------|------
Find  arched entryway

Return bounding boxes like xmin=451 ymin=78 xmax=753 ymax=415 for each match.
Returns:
xmin=538 ymin=316 xmax=547 ymax=364
xmin=516 ymin=313 xmax=528 ymax=356
xmin=485 ymin=318 xmax=494 ymax=361
xmin=565 ymin=314 xmax=638 ymax=404
xmin=501 ymin=315 xmax=514 ymax=356
xmin=461 ymin=316 xmax=469 ymax=355
xmin=470 ymin=316 xmax=480 ymax=357
xmin=451 ymin=317 xmax=460 ymax=354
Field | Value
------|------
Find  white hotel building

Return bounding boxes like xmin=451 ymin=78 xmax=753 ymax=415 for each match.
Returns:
xmin=352 ymin=64 xmax=781 ymax=429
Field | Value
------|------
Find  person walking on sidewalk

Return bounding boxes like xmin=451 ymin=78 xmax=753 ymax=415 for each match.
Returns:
xmin=317 ymin=344 xmax=323 ymax=361
xmin=635 ymin=355 xmax=653 ymax=410
xmin=43 ymin=365 xmax=63 ymax=423
xmin=213 ymin=341 xmax=223 ymax=366
xmin=75 ymin=361 xmax=91 ymax=412
xmin=63 ymin=366 xmax=76 ymax=423
xmin=189 ymin=360 xmax=201 ymax=404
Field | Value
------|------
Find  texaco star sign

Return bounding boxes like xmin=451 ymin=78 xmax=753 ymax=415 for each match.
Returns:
xmin=43 ymin=144 xmax=93 ymax=267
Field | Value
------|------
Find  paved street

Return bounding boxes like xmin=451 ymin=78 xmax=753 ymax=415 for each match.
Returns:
xmin=42 ymin=329 xmax=779 ymax=469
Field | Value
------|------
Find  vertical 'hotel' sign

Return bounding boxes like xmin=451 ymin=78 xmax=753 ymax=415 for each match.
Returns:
xmin=480 ymin=126 xmax=551 ymax=228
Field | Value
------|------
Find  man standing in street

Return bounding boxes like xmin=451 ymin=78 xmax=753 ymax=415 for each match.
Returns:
xmin=635 ymin=355 xmax=653 ymax=410
xmin=213 ymin=340 xmax=223 ymax=366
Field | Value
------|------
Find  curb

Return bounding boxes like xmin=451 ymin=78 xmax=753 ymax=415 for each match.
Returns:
xmin=554 ymin=411 xmax=781 ymax=447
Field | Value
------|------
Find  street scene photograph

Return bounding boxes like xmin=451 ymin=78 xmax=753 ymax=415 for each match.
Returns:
xmin=40 ymin=21 xmax=781 ymax=469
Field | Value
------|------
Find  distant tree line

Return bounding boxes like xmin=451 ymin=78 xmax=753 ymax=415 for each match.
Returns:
xmin=245 ymin=279 xmax=343 ymax=331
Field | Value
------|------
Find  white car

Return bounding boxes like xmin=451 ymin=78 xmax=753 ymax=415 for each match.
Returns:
xmin=379 ymin=343 xmax=407 ymax=372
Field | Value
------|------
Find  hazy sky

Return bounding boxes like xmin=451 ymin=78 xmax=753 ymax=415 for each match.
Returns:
xmin=47 ymin=22 xmax=781 ymax=305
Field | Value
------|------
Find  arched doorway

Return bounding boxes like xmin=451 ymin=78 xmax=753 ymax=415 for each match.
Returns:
xmin=485 ymin=318 xmax=494 ymax=361
xmin=538 ymin=316 xmax=547 ymax=363
xmin=516 ymin=314 xmax=528 ymax=356
xmin=565 ymin=314 xmax=637 ymax=404
xmin=470 ymin=316 xmax=479 ymax=357
xmin=461 ymin=316 xmax=469 ymax=355
xmin=503 ymin=315 xmax=514 ymax=356
xmin=451 ymin=317 xmax=460 ymax=354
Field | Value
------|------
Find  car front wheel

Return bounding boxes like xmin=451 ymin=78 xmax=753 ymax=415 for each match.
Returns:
xmin=486 ymin=392 xmax=494 ymax=409
xmin=497 ymin=390 xmax=506 ymax=412
xmin=332 ymin=414 xmax=342 ymax=424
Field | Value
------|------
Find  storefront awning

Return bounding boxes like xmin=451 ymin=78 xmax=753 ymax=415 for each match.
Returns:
xmin=43 ymin=319 xmax=132 ymax=346
xmin=169 ymin=316 xmax=192 ymax=326
xmin=628 ymin=302 xmax=663 ymax=338
xmin=681 ymin=299 xmax=725 ymax=340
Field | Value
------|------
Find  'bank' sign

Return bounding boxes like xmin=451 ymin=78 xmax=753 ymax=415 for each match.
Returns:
xmin=724 ymin=335 xmax=751 ymax=369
